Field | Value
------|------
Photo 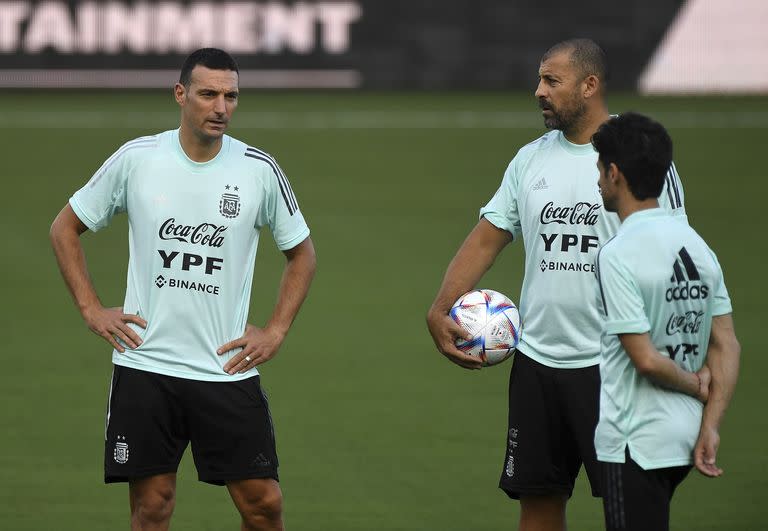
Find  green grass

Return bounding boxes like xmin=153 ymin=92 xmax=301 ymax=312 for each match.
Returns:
xmin=1 ymin=91 xmax=766 ymax=530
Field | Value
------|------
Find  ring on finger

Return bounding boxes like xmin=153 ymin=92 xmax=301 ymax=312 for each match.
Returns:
xmin=244 ymin=355 xmax=252 ymax=363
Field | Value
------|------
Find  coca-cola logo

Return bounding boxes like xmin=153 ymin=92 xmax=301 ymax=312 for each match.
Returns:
xmin=158 ymin=218 xmax=227 ymax=248
xmin=666 ymin=310 xmax=704 ymax=335
xmin=540 ymin=201 xmax=600 ymax=226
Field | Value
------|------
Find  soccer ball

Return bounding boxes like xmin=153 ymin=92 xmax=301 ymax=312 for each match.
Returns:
xmin=450 ymin=289 xmax=522 ymax=366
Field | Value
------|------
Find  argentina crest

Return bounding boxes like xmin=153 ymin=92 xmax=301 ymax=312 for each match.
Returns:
xmin=219 ymin=184 xmax=241 ymax=219
xmin=113 ymin=435 xmax=129 ymax=464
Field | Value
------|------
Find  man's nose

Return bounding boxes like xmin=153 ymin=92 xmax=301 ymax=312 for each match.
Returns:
xmin=213 ymin=95 xmax=226 ymax=114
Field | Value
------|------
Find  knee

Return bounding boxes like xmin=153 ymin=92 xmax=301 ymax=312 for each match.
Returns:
xmin=132 ymin=484 xmax=176 ymax=525
xmin=241 ymin=489 xmax=283 ymax=530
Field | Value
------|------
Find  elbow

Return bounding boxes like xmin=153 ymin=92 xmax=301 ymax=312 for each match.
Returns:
xmin=306 ymin=255 xmax=317 ymax=282
xmin=299 ymin=238 xmax=317 ymax=280
xmin=633 ymin=357 xmax=659 ymax=378
xmin=49 ymin=215 xmax=62 ymax=248
xmin=305 ymin=243 xmax=317 ymax=278
xmin=728 ymin=337 xmax=742 ymax=361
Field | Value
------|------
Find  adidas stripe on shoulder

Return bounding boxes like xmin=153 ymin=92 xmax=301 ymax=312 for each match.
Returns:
xmin=89 ymin=135 xmax=158 ymax=188
xmin=243 ymin=146 xmax=298 ymax=215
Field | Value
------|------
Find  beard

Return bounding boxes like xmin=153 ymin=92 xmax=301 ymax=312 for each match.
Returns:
xmin=600 ymin=193 xmax=618 ymax=213
xmin=539 ymin=96 xmax=587 ymax=133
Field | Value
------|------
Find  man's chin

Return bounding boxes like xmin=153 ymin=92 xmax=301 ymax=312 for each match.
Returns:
xmin=200 ymin=127 xmax=226 ymax=141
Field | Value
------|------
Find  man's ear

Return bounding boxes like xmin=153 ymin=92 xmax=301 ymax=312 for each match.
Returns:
xmin=608 ymin=162 xmax=622 ymax=185
xmin=583 ymin=74 xmax=600 ymax=99
xmin=174 ymin=83 xmax=186 ymax=106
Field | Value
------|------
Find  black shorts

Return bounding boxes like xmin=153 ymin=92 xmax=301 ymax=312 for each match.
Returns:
xmin=498 ymin=352 xmax=601 ymax=499
xmin=104 ymin=365 xmax=278 ymax=485
xmin=601 ymin=449 xmax=691 ymax=531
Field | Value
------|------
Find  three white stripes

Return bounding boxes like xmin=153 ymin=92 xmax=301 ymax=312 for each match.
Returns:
xmin=665 ymin=162 xmax=683 ymax=209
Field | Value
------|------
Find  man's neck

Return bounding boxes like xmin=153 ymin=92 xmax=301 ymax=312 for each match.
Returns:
xmin=179 ymin=125 xmax=222 ymax=163
xmin=618 ymin=198 xmax=660 ymax=223
xmin=563 ymin=107 xmax=610 ymax=145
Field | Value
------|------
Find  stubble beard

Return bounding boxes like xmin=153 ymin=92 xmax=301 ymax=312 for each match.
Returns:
xmin=542 ymin=98 xmax=587 ymax=138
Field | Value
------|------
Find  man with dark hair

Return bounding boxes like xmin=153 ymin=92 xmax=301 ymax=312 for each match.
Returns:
xmin=178 ymin=47 xmax=239 ymax=87
xmin=427 ymin=41 xmax=686 ymax=531
xmin=50 ymin=47 xmax=316 ymax=530
xmin=592 ymin=112 xmax=740 ymax=531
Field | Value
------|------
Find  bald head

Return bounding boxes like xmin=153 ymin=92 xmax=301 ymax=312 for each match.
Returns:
xmin=542 ymin=39 xmax=608 ymax=87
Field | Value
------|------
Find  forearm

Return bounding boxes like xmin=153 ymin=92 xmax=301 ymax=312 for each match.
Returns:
xmin=265 ymin=238 xmax=316 ymax=336
xmin=701 ymin=317 xmax=741 ymax=430
xmin=50 ymin=208 xmax=101 ymax=315
xmin=429 ymin=219 xmax=512 ymax=313
xmin=641 ymin=355 xmax=700 ymax=398
xmin=620 ymin=333 xmax=701 ymax=399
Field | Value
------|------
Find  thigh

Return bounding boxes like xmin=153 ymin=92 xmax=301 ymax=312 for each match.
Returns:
xmin=499 ymin=353 xmax=575 ymax=499
xmin=105 ymin=365 xmax=188 ymax=483
xmin=559 ymin=363 xmax=602 ymax=496
xmin=184 ymin=376 xmax=279 ymax=485
xmin=601 ymin=455 xmax=691 ymax=531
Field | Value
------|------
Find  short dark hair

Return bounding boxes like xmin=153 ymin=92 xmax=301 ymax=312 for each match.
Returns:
xmin=179 ymin=48 xmax=239 ymax=87
xmin=591 ymin=112 xmax=673 ymax=201
xmin=542 ymin=38 xmax=608 ymax=84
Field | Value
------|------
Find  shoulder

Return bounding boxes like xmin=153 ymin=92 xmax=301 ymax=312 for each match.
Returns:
xmin=598 ymin=234 xmax=621 ymax=261
xmin=502 ymin=131 xmax=557 ymax=183
xmin=91 ymin=134 xmax=160 ymax=182
xmin=513 ymin=130 xmax=558 ymax=162
xmin=237 ymin=139 xmax=283 ymax=176
xmin=112 ymin=133 xmax=160 ymax=161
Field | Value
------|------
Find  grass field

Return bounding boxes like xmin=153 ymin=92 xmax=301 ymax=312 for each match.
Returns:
xmin=1 ymin=91 xmax=766 ymax=530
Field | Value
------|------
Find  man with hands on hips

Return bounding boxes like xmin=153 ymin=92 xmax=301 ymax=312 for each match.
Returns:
xmin=50 ymin=48 xmax=315 ymax=531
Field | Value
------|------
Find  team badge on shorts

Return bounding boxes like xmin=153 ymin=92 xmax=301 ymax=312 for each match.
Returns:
xmin=220 ymin=185 xmax=241 ymax=219
xmin=114 ymin=435 xmax=129 ymax=464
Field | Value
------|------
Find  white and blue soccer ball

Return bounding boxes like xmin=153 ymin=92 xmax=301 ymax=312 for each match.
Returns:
xmin=450 ymin=289 xmax=522 ymax=366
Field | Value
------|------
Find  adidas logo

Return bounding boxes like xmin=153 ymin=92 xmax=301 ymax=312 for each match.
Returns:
xmin=670 ymin=247 xmax=699 ymax=283
xmin=666 ymin=247 xmax=709 ymax=301
xmin=532 ymin=177 xmax=549 ymax=191
xmin=251 ymin=453 xmax=272 ymax=467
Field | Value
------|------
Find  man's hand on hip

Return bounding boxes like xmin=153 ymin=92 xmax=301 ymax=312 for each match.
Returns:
xmin=218 ymin=324 xmax=285 ymax=375
xmin=82 ymin=305 xmax=146 ymax=353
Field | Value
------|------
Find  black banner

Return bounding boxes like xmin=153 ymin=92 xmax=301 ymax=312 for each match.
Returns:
xmin=0 ymin=0 xmax=685 ymax=89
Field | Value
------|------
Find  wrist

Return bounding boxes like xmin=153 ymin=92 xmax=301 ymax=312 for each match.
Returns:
xmin=264 ymin=322 xmax=289 ymax=340
xmin=428 ymin=303 xmax=451 ymax=318
xmin=78 ymin=299 xmax=103 ymax=318
xmin=694 ymin=372 xmax=702 ymax=398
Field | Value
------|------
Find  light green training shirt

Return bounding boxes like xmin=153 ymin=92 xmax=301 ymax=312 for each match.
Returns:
xmin=480 ymin=130 xmax=687 ymax=368
xmin=595 ymin=208 xmax=732 ymax=469
xmin=70 ymin=129 xmax=310 ymax=381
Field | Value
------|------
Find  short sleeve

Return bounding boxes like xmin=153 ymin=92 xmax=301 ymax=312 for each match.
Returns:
xmin=597 ymin=246 xmax=651 ymax=335
xmin=69 ymin=141 xmax=139 ymax=231
xmin=479 ymin=156 xmax=523 ymax=239
xmin=256 ymin=157 xmax=310 ymax=251
xmin=707 ymin=249 xmax=733 ymax=317
xmin=658 ymin=161 xmax=687 ymax=222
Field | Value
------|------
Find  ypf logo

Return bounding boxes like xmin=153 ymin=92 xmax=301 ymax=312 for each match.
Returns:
xmin=666 ymin=247 xmax=709 ymax=302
